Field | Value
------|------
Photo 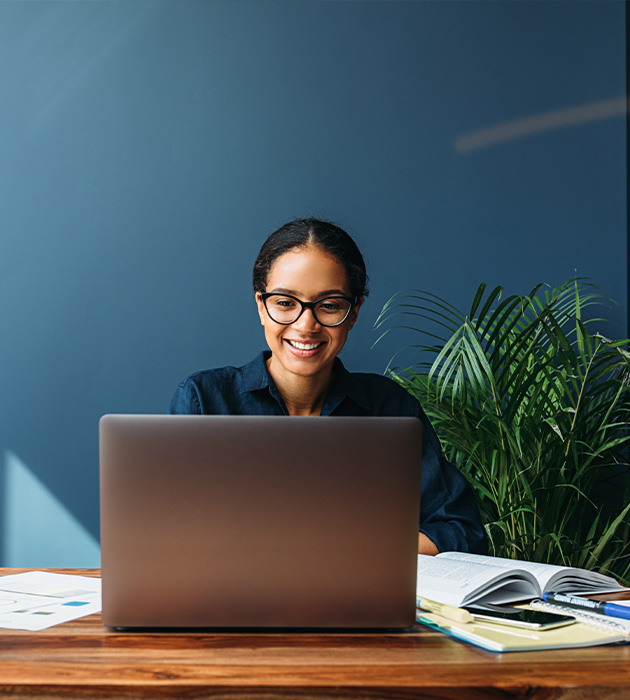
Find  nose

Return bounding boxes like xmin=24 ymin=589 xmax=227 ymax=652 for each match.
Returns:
xmin=293 ymin=305 xmax=321 ymax=331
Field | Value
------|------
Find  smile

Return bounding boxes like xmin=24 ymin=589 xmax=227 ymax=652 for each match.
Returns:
xmin=286 ymin=340 xmax=325 ymax=350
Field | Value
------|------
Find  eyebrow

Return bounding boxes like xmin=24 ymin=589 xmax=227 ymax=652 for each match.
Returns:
xmin=269 ymin=287 xmax=351 ymax=297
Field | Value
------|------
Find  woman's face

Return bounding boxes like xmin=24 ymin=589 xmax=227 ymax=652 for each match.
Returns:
xmin=255 ymin=244 xmax=361 ymax=382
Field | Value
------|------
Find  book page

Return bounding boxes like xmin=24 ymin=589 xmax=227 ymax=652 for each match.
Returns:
xmin=437 ymin=552 xmax=624 ymax=593
xmin=417 ymin=555 xmax=538 ymax=607
xmin=437 ymin=552 xmax=567 ymax=588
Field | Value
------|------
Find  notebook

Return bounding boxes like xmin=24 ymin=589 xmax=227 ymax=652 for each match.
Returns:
xmin=417 ymin=608 xmax=629 ymax=652
xmin=99 ymin=414 xmax=422 ymax=630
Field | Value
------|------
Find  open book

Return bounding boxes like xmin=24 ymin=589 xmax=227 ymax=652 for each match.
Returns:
xmin=417 ymin=552 xmax=627 ymax=608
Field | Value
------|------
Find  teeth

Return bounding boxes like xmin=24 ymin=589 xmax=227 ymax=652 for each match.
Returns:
xmin=288 ymin=340 xmax=322 ymax=350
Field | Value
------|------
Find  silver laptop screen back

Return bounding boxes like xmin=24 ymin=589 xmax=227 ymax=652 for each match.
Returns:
xmin=100 ymin=414 xmax=422 ymax=629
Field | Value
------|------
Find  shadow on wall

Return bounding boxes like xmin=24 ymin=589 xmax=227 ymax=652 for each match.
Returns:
xmin=2 ymin=451 xmax=100 ymax=568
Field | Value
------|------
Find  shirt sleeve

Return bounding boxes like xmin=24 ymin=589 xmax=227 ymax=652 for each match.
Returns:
xmin=413 ymin=401 xmax=487 ymax=554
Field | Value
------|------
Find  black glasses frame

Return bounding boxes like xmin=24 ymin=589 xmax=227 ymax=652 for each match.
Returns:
xmin=260 ymin=292 xmax=356 ymax=327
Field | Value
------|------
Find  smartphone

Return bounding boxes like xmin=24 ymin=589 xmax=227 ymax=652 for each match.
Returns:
xmin=464 ymin=607 xmax=575 ymax=630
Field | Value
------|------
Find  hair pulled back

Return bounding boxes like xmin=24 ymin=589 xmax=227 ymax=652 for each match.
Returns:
xmin=252 ymin=218 xmax=369 ymax=300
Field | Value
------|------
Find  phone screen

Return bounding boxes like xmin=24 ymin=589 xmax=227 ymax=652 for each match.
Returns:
xmin=465 ymin=607 xmax=575 ymax=630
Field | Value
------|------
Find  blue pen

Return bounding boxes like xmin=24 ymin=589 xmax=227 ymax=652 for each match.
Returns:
xmin=543 ymin=592 xmax=630 ymax=621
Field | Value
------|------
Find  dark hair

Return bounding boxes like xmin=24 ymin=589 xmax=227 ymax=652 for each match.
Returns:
xmin=252 ymin=218 xmax=369 ymax=300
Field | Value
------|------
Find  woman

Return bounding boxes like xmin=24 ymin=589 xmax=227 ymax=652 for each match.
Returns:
xmin=169 ymin=218 xmax=487 ymax=555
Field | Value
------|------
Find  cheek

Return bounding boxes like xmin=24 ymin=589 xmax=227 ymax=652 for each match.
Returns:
xmin=331 ymin=327 xmax=350 ymax=346
xmin=262 ymin=319 xmax=280 ymax=341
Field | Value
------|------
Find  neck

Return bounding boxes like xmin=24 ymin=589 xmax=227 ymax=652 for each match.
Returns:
xmin=266 ymin=357 xmax=333 ymax=416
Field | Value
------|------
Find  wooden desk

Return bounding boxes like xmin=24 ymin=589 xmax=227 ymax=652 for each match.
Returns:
xmin=1 ymin=568 xmax=630 ymax=699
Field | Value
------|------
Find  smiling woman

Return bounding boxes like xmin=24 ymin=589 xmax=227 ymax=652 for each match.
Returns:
xmin=255 ymin=244 xmax=360 ymax=415
xmin=168 ymin=218 xmax=487 ymax=556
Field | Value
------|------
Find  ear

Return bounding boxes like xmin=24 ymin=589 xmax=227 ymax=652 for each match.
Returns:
xmin=348 ymin=296 xmax=363 ymax=330
xmin=255 ymin=292 xmax=266 ymax=326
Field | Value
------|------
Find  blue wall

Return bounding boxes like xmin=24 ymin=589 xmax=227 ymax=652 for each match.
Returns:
xmin=0 ymin=0 xmax=626 ymax=566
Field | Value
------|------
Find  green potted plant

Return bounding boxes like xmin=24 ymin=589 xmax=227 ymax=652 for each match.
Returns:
xmin=374 ymin=279 xmax=630 ymax=584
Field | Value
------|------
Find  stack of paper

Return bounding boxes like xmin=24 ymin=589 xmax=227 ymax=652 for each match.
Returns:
xmin=0 ymin=571 xmax=101 ymax=631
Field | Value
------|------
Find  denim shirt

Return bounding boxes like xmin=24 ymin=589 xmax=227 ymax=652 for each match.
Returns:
xmin=168 ymin=351 xmax=487 ymax=554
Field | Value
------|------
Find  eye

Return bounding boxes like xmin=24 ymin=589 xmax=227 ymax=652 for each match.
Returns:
xmin=268 ymin=296 xmax=298 ymax=309
xmin=316 ymin=298 xmax=351 ymax=316
xmin=320 ymin=301 xmax=342 ymax=312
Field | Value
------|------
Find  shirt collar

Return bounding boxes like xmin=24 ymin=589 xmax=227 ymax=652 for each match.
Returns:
xmin=323 ymin=356 xmax=370 ymax=414
xmin=240 ymin=351 xmax=370 ymax=413
xmin=239 ymin=351 xmax=273 ymax=394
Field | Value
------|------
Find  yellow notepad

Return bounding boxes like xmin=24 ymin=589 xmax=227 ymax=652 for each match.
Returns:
xmin=417 ymin=611 xmax=629 ymax=652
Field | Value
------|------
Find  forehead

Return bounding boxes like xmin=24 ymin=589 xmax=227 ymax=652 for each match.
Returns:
xmin=266 ymin=245 xmax=350 ymax=294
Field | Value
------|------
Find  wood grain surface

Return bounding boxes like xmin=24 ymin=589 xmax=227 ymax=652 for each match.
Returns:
xmin=1 ymin=568 xmax=629 ymax=700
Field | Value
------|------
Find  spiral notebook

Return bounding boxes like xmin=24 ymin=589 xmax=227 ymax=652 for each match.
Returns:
xmin=529 ymin=598 xmax=630 ymax=635
xmin=417 ymin=603 xmax=630 ymax=652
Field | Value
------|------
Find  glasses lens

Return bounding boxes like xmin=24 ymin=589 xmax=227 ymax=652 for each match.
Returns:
xmin=264 ymin=295 xmax=302 ymax=324
xmin=313 ymin=298 xmax=352 ymax=325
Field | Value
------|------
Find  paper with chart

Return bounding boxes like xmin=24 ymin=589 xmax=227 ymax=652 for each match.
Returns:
xmin=0 ymin=571 xmax=101 ymax=630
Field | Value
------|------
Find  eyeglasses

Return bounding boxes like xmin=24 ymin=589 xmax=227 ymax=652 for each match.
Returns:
xmin=260 ymin=293 xmax=355 ymax=327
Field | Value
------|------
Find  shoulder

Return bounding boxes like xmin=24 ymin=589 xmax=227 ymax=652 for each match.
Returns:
xmin=176 ymin=352 xmax=267 ymax=394
xmin=177 ymin=365 xmax=242 ymax=391
xmin=342 ymin=367 xmax=422 ymax=418
xmin=351 ymin=370 xmax=408 ymax=394
xmin=168 ymin=353 xmax=269 ymax=414
xmin=168 ymin=366 xmax=243 ymax=414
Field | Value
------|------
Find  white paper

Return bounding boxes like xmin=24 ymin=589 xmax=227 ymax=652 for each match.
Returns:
xmin=0 ymin=571 xmax=101 ymax=630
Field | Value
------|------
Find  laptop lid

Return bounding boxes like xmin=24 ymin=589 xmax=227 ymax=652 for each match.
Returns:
xmin=99 ymin=414 xmax=422 ymax=629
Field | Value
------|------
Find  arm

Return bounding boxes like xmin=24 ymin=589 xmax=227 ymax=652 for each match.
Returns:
xmin=382 ymin=384 xmax=486 ymax=554
xmin=418 ymin=532 xmax=439 ymax=556
xmin=417 ymin=409 xmax=487 ymax=554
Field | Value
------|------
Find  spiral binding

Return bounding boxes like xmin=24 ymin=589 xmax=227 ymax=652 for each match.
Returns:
xmin=530 ymin=598 xmax=630 ymax=635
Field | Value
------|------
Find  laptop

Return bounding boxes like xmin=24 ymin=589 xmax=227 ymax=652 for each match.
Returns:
xmin=99 ymin=414 xmax=422 ymax=630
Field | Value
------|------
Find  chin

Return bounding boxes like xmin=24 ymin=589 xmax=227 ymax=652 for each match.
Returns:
xmin=275 ymin=351 xmax=334 ymax=376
